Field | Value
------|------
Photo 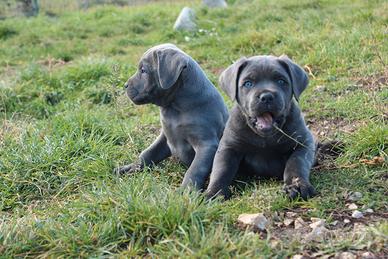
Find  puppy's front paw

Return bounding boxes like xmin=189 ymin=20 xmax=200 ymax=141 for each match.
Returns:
xmin=283 ymin=177 xmax=317 ymax=200
xmin=114 ymin=162 xmax=142 ymax=175
xmin=205 ymin=188 xmax=230 ymax=201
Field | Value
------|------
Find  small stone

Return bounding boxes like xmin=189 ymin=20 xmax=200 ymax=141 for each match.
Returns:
xmin=337 ymin=251 xmax=356 ymax=259
xmin=284 ymin=218 xmax=294 ymax=226
xmin=309 ymin=219 xmax=325 ymax=229
xmin=292 ymin=255 xmax=308 ymax=259
xmin=344 ymin=218 xmax=351 ymax=224
xmin=305 ymin=225 xmax=329 ymax=242
xmin=315 ymin=85 xmax=326 ymax=92
xmin=364 ymin=208 xmax=373 ymax=213
xmin=272 ymin=212 xmax=282 ymax=222
xmin=202 ymin=0 xmax=227 ymax=8
xmin=351 ymin=210 xmax=363 ymax=219
xmin=237 ymin=213 xmax=268 ymax=231
xmin=294 ymin=217 xmax=306 ymax=230
xmin=173 ymin=7 xmax=196 ymax=31
xmin=286 ymin=211 xmax=297 ymax=217
xmin=361 ymin=251 xmax=376 ymax=259
xmin=347 ymin=203 xmax=358 ymax=210
xmin=348 ymin=191 xmax=362 ymax=201
xmin=310 ymin=217 xmax=321 ymax=222
xmin=330 ymin=220 xmax=339 ymax=226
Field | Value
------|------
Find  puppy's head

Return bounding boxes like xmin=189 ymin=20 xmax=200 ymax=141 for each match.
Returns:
xmin=124 ymin=44 xmax=189 ymax=105
xmin=220 ymin=55 xmax=308 ymax=136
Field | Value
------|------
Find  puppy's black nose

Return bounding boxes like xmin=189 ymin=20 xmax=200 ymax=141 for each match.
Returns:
xmin=259 ymin=92 xmax=274 ymax=103
xmin=124 ymin=82 xmax=129 ymax=89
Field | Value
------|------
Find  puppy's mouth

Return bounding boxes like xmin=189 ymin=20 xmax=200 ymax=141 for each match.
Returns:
xmin=254 ymin=112 xmax=274 ymax=131
xmin=250 ymin=112 xmax=275 ymax=132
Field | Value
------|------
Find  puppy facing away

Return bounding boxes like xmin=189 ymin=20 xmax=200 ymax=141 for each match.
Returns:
xmin=116 ymin=44 xmax=228 ymax=190
xmin=205 ymin=55 xmax=317 ymax=200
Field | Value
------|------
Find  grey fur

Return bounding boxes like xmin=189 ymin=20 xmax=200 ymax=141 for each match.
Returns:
xmin=205 ymin=55 xmax=317 ymax=200
xmin=116 ymin=44 xmax=228 ymax=190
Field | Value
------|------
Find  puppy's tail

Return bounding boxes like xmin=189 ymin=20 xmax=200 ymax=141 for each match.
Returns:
xmin=314 ymin=140 xmax=345 ymax=168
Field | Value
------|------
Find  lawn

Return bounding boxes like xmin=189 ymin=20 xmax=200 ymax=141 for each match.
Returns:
xmin=0 ymin=0 xmax=387 ymax=257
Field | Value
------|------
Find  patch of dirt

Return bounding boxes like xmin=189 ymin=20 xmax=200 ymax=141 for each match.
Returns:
xmin=354 ymin=69 xmax=388 ymax=92
xmin=37 ymin=57 xmax=71 ymax=69
xmin=306 ymin=117 xmax=366 ymax=140
xmin=236 ymin=207 xmax=388 ymax=258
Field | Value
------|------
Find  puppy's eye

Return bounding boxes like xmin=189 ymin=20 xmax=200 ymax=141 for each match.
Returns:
xmin=277 ymin=79 xmax=287 ymax=86
xmin=242 ymin=81 xmax=253 ymax=88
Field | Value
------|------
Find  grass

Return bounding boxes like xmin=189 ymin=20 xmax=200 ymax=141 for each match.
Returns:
xmin=0 ymin=0 xmax=387 ymax=257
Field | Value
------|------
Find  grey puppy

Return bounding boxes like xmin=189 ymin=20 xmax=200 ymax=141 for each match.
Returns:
xmin=116 ymin=44 xmax=228 ymax=189
xmin=205 ymin=55 xmax=317 ymax=200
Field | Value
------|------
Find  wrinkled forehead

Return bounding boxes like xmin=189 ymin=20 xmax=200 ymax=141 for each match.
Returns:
xmin=140 ymin=44 xmax=182 ymax=65
xmin=240 ymin=56 xmax=289 ymax=81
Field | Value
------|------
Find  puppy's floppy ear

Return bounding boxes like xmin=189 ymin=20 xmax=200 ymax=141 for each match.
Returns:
xmin=155 ymin=48 xmax=189 ymax=89
xmin=279 ymin=55 xmax=309 ymax=101
xmin=219 ymin=57 xmax=247 ymax=101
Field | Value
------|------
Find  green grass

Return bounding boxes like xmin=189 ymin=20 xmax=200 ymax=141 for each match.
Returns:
xmin=0 ymin=0 xmax=387 ymax=257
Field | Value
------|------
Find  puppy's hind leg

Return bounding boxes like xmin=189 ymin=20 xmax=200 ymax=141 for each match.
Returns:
xmin=115 ymin=132 xmax=171 ymax=175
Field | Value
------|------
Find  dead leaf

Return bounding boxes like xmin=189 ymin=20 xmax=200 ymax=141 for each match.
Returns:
xmin=359 ymin=156 xmax=385 ymax=165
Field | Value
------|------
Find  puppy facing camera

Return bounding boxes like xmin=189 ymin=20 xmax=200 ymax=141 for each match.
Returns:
xmin=206 ymin=55 xmax=317 ymax=200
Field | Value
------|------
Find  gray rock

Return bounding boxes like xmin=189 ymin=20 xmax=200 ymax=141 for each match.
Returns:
xmin=309 ymin=219 xmax=326 ymax=229
xmin=305 ymin=225 xmax=329 ymax=242
xmin=237 ymin=213 xmax=268 ymax=231
xmin=351 ymin=210 xmax=363 ymax=219
xmin=203 ymin=0 xmax=227 ymax=8
xmin=348 ymin=191 xmax=362 ymax=201
xmin=361 ymin=251 xmax=376 ymax=259
xmin=337 ymin=252 xmax=356 ymax=259
xmin=347 ymin=203 xmax=358 ymax=210
xmin=173 ymin=7 xmax=197 ymax=31
xmin=294 ymin=217 xmax=305 ymax=230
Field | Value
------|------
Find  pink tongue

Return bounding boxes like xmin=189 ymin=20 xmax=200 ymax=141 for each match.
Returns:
xmin=256 ymin=113 xmax=273 ymax=129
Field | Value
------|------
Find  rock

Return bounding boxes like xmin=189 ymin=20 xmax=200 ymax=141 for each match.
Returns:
xmin=361 ymin=251 xmax=376 ymax=259
xmin=173 ymin=7 xmax=196 ymax=31
xmin=202 ymin=0 xmax=227 ymax=8
xmin=330 ymin=220 xmax=339 ymax=226
xmin=348 ymin=191 xmax=362 ymax=201
xmin=286 ymin=211 xmax=297 ymax=217
xmin=337 ymin=252 xmax=356 ymax=259
xmin=347 ymin=203 xmax=358 ymax=210
xmin=351 ymin=210 xmax=363 ymax=219
xmin=305 ymin=225 xmax=329 ymax=242
xmin=365 ymin=208 xmax=373 ymax=213
xmin=315 ymin=85 xmax=326 ymax=92
xmin=284 ymin=218 xmax=294 ymax=226
xmin=272 ymin=211 xmax=282 ymax=222
xmin=344 ymin=218 xmax=351 ymax=224
xmin=294 ymin=217 xmax=305 ymax=230
xmin=309 ymin=219 xmax=325 ymax=229
xmin=237 ymin=213 xmax=268 ymax=231
xmin=292 ymin=255 xmax=308 ymax=259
